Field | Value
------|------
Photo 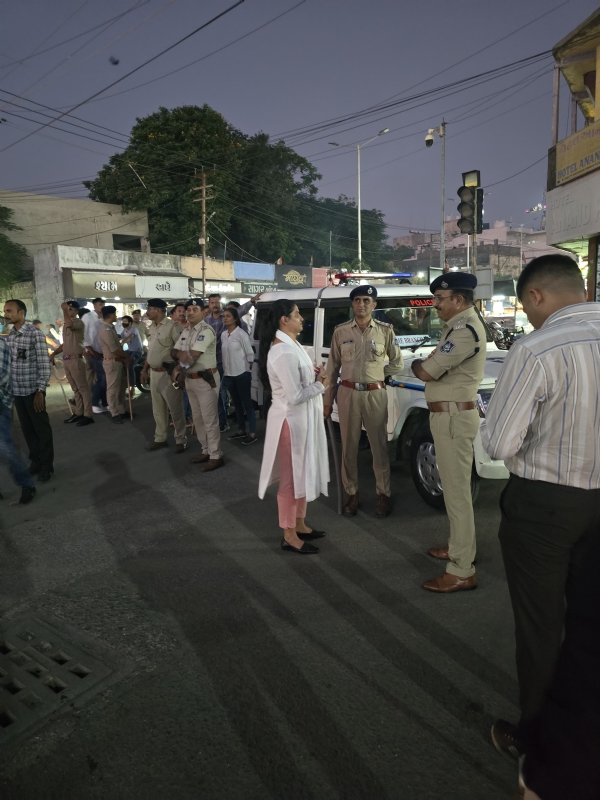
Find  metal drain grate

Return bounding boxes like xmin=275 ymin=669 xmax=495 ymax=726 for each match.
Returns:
xmin=0 ymin=618 xmax=116 ymax=745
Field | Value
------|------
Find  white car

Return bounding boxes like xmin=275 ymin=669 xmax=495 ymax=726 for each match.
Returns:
xmin=250 ymin=284 xmax=509 ymax=508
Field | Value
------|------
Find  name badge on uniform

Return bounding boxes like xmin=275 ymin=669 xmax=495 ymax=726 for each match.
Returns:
xmin=440 ymin=340 xmax=455 ymax=354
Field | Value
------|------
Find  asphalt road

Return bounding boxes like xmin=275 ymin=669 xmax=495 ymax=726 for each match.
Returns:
xmin=0 ymin=385 xmax=518 ymax=799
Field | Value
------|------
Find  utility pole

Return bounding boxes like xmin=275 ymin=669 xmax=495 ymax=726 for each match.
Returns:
xmin=439 ymin=121 xmax=446 ymax=273
xmin=329 ymin=230 xmax=332 ymax=268
xmin=192 ymin=170 xmax=214 ymax=296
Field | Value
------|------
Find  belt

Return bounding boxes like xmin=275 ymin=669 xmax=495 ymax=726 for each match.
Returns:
xmin=63 ymin=355 xmax=83 ymax=361
xmin=340 ymin=380 xmax=385 ymax=391
xmin=427 ymin=401 xmax=477 ymax=412
xmin=104 ymin=357 xmax=124 ymax=363
xmin=187 ymin=368 xmax=218 ymax=379
xmin=151 ymin=367 xmax=167 ymax=372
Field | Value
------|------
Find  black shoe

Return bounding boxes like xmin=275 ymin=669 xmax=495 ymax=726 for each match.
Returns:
xmin=111 ymin=415 xmax=124 ymax=425
xmin=29 ymin=463 xmax=41 ymax=475
xmin=297 ymin=529 xmax=326 ymax=540
xmin=219 ymin=422 xmax=230 ymax=432
xmin=38 ymin=470 xmax=54 ymax=483
xmin=64 ymin=414 xmax=82 ymax=424
xmin=491 ymin=719 xmax=523 ymax=761
xmin=17 ymin=486 xmax=36 ymax=505
xmin=227 ymin=431 xmax=246 ymax=440
xmin=76 ymin=416 xmax=94 ymax=426
xmin=242 ymin=435 xmax=257 ymax=446
xmin=280 ymin=539 xmax=319 ymax=554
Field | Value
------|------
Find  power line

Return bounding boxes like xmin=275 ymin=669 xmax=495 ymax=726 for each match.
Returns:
xmin=0 ymin=0 xmax=245 ymax=153
xmin=484 ymin=155 xmax=548 ymax=188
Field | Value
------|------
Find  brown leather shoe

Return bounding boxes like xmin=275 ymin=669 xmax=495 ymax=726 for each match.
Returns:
xmin=428 ymin=545 xmax=450 ymax=560
xmin=375 ymin=493 xmax=391 ymax=518
xmin=190 ymin=453 xmax=210 ymax=464
xmin=201 ymin=457 xmax=225 ymax=472
xmin=147 ymin=441 xmax=168 ymax=451
xmin=422 ymin=572 xmax=477 ymax=593
xmin=343 ymin=492 xmax=359 ymax=516
xmin=174 ymin=443 xmax=187 ymax=454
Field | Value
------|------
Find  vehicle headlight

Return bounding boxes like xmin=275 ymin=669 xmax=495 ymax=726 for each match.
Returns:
xmin=477 ymin=390 xmax=493 ymax=418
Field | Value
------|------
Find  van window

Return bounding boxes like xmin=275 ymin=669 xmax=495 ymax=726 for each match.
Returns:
xmin=252 ymin=305 xmax=315 ymax=346
xmin=373 ymin=299 xmax=443 ymax=345
xmin=323 ymin=305 xmax=352 ymax=347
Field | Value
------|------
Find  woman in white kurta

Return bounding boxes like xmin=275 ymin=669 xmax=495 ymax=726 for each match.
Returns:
xmin=258 ymin=299 xmax=330 ymax=554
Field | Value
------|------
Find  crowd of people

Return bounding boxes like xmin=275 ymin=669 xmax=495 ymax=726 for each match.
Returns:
xmin=1 ymin=255 xmax=599 ymax=797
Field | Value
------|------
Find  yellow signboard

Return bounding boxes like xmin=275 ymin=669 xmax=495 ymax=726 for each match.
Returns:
xmin=556 ymin=120 xmax=600 ymax=185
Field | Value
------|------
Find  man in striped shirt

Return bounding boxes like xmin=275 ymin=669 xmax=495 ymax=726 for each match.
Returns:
xmin=481 ymin=255 xmax=600 ymax=790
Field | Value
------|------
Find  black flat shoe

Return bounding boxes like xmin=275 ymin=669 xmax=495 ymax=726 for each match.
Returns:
xmin=281 ymin=539 xmax=319 ymax=554
xmin=297 ymin=529 xmax=326 ymax=540
xmin=63 ymin=414 xmax=82 ymax=424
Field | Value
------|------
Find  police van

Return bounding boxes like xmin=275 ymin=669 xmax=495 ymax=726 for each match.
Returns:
xmin=250 ymin=284 xmax=509 ymax=509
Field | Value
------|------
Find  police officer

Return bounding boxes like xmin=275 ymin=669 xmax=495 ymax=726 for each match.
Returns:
xmin=173 ymin=299 xmax=224 ymax=472
xmin=140 ymin=298 xmax=187 ymax=453
xmin=52 ymin=300 xmax=94 ymax=426
xmin=324 ymin=285 xmax=403 ymax=517
xmin=411 ymin=272 xmax=486 ymax=593
xmin=98 ymin=305 xmax=129 ymax=424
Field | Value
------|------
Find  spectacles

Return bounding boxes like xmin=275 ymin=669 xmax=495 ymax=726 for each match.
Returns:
xmin=433 ymin=293 xmax=453 ymax=302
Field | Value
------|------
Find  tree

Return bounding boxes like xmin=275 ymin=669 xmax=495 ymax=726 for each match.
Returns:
xmin=392 ymin=245 xmax=415 ymax=261
xmin=0 ymin=205 xmax=28 ymax=292
xmin=85 ymin=105 xmax=394 ymax=266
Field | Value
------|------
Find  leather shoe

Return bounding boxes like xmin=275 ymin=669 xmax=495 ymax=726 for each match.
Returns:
xmin=281 ymin=539 xmax=319 ymax=554
xmin=297 ymin=528 xmax=326 ymax=540
xmin=147 ymin=441 xmax=168 ymax=451
xmin=63 ymin=414 xmax=82 ymax=424
xmin=422 ymin=572 xmax=477 ymax=593
xmin=190 ymin=453 xmax=210 ymax=464
xmin=201 ymin=457 xmax=225 ymax=472
xmin=76 ymin=416 xmax=94 ymax=427
xmin=343 ymin=492 xmax=359 ymax=516
xmin=375 ymin=493 xmax=391 ymax=518
xmin=175 ymin=443 xmax=187 ymax=454
xmin=428 ymin=545 xmax=449 ymax=560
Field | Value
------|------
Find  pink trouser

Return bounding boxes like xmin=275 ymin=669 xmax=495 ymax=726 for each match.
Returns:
xmin=277 ymin=420 xmax=307 ymax=529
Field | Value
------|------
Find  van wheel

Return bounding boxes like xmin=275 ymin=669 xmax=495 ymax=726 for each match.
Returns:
xmin=409 ymin=426 xmax=480 ymax=510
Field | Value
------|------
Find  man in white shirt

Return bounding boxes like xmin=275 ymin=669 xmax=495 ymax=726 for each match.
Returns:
xmin=83 ymin=298 xmax=108 ymax=413
xmin=481 ymin=254 xmax=600 ymax=780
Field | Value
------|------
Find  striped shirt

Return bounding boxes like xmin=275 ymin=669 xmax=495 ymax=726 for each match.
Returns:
xmin=481 ymin=303 xmax=600 ymax=489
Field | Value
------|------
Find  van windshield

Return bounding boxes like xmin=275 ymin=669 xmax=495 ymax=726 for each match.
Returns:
xmin=322 ymin=298 xmax=444 ymax=347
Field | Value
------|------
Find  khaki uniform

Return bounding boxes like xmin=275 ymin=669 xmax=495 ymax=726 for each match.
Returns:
xmin=422 ymin=306 xmax=486 ymax=579
xmin=99 ymin=323 xmax=126 ymax=417
xmin=325 ymin=318 xmax=403 ymax=496
xmin=62 ymin=318 xmax=92 ymax=418
xmin=134 ymin=321 xmax=149 ymax=351
xmin=147 ymin=317 xmax=187 ymax=446
xmin=175 ymin=321 xmax=222 ymax=459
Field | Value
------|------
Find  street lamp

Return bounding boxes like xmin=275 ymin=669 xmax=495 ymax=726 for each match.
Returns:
xmin=425 ymin=122 xmax=446 ymax=272
xmin=329 ymin=128 xmax=389 ymax=266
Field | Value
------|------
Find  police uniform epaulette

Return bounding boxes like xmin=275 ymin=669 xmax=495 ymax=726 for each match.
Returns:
xmin=374 ymin=319 xmax=393 ymax=328
xmin=452 ymin=318 xmax=467 ymax=330
xmin=334 ymin=320 xmax=353 ymax=329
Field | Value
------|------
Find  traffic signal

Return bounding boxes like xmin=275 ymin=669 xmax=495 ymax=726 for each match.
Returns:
xmin=457 ymin=185 xmax=476 ymax=234
xmin=456 ymin=186 xmax=484 ymax=234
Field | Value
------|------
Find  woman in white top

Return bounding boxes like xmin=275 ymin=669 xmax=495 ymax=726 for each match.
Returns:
xmin=258 ymin=299 xmax=329 ymax=554
xmin=221 ymin=308 xmax=257 ymax=444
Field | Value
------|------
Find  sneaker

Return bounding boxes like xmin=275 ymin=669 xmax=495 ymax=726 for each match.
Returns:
xmin=219 ymin=422 xmax=230 ymax=432
xmin=92 ymin=405 xmax=105 ymax=414
xmin=38 ymin=470 xmax=54 ymax=483
xmin=242 ymin=435 xmax=257 ymax=446
xmin=227 ymin=431 xmax=246 ymax=440
xmin=491 ymin=719 xmax=523 ymax=761
xmin=17 ymin=486 xmax=36 ymax=505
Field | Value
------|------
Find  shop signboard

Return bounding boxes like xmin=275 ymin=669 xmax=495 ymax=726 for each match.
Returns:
xmin=202 ymin=281 xmax=243 ymax=295
xmin=134 ymin=275 xmax=189 ymax=299
xmin=241 ymin=281 xmax=277 ymax=295
xmin=556 ymin=120 xmax=600 ymax=186
xmin=275 ymin=265 xmax=312 ymax=289
xmin=312 ymin=268 xmax=328 ymax=288
xmin=68 ymin=271 xmax=136 ymax=299
xmin=546 ymin=168 xmax=600 ymax=245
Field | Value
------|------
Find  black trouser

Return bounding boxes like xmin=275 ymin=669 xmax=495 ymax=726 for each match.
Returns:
xmin=498 ymin=474 xmax=600 ymax=729
xmin=13 ymin=393 xmax=54 ymax=472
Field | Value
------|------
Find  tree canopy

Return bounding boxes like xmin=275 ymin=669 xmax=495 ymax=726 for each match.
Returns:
xmin=0 ymin=205 xmax=28 ymax=292
xmin=85 ymin=105 xmax=392 ymax=268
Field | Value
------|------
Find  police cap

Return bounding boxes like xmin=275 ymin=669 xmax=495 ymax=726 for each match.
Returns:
xmin=147 ymin=298 xmax=167 ymax=310
xmin=349 ymin=285 xmax=378 ymax=300
xmin=430 ymin=272 xmax=477 ymax=293
xmin=66 ymin=300 xmax=80 ymax=309
xmin=184 ymin=298 xmax=205 ymax=309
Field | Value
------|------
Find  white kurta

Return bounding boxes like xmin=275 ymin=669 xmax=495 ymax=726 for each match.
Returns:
xmin=258 ymin=331 xmax=329 ymax=502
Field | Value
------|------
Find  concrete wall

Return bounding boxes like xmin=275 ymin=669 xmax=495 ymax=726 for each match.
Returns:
xmin=0 ymin=191 xmax=150 ymax=273
xmin=181 ymin=256 xmax=234 ymax=280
